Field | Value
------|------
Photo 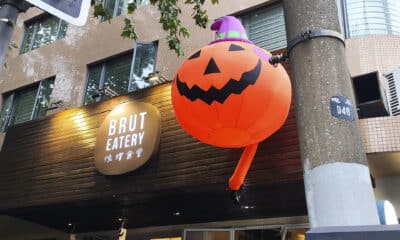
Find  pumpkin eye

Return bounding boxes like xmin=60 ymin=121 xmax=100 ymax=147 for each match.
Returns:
xmin=189 ymin=50 xmax=201 ymax=60
xmin=204 ymin=58 xmax=220 ymax=75
xmin=228 ymin=44 xmax=245 ymax=51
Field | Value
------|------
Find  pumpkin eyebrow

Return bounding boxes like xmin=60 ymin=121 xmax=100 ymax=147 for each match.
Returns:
xmin=229 ymin=44 xmax=245 ymax=51
xmin=189 ymin=50 xmax=201 ymax=60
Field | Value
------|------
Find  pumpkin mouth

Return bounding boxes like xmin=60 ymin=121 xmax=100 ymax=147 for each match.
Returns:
xmin=176 ymin=59 xmax=262 ymax=105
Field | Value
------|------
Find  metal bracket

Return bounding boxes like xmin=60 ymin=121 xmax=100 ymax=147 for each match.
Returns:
xmin=287 ymin=29 xmax=345 ymax=53
xmin=268 ymin=28 xmax=345 ymax=65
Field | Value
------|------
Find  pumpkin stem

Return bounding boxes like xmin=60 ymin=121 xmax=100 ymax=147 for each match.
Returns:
xmin=229 ymin=143 xmax=258 ymax=191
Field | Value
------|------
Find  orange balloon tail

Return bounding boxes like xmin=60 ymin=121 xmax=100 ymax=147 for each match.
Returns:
xmin=229 ymin=143 xmax=258 ymax=191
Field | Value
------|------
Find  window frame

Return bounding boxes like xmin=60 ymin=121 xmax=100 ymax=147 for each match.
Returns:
xmin=183 ymin=224 xmax=309 ymax=240
xmin=128 ymin=41 xmax=159 ymax=91
xmin=0 ymin=93 xmax=15 ymax=132
xmin=238 ymin=2 xmax=287 ymax=52
xmin=83 ymin=51 xmax=134 ymax=105
xmin=0 ymin=78 xmax=55 ymax=131
xmin=83 ymin=41 xmax=158 ymax=105
xmin=101 ymin=0 xmax=150 ymax=21
xmin=20 ymin=14 xmax=68 ymax=54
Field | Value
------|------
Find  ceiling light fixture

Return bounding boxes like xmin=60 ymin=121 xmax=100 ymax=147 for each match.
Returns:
xmin=173 ymin=211 xmax=181 ymax=216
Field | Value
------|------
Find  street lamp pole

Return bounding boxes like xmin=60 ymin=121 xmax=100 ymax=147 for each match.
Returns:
xmin=0 ymin=0 xmax=30 ymax=71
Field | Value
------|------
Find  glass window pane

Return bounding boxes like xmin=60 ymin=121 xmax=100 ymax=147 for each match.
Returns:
xmin=31 ymin=16 xmax=61 ymax=51
xmin=185 ymin=231 xmax=230 ymax=240
xmin=241 ymin=4 xmax=287 ymax=51
xmin=85 ymin=65 xmax=103 ymax=105
xmin=235 ymin=229 xmax=281 ymax=240
xmin=21 ymin=24 xmax=35 ymax=53
xmin=117 ymin=0 xmax=150 ymax=16
xmin=118 ymin=0 xmax=131 ymax=16
xmin=58 ymin=20 xmax=68 ymax=39
xmin=21 ymin=15 xmax=68 ymax=53
xmin=103 ymin=0 xmax=117 ymax=21
xmin=207 ymin=231 xmax=230 ymax=240
xmin=344 ymin=0 xmax=400 ymax=37
xmin=34 ymin=78 xmax=55 ymax=118
xmin=130 ymin=43 xmax=157 ymax=91
xmin=9 ymin=86 xmax=38 ymax=126
xmin=0 ymin=94 xmax=14 ymax=131
xmin=103 ymin=53 xmax=132 ymax=99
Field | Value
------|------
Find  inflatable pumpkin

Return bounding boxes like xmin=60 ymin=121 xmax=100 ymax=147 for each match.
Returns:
xmin=171 ymin=16 xmax=292 ymax=191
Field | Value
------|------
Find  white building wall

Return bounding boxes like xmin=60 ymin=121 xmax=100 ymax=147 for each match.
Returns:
xmin=374 ymin=175 xmax=400 ymax=218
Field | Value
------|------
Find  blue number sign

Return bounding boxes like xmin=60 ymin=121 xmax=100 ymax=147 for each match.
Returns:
xmin=330 ymin=96 xmax=355 ymax=121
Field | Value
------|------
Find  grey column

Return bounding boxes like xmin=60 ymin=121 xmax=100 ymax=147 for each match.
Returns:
xmin=0 ymin=0 xmax=29 ymax=72
xmin=282 ymin=0 xmax=380 ymax=227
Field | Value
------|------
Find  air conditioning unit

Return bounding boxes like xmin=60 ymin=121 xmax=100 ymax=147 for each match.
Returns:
xmin=384 ymin=69 xmax=400 ymax=116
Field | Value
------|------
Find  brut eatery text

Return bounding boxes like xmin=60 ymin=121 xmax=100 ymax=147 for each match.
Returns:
xmin=106 ymin=112 xmax=147 ymax=151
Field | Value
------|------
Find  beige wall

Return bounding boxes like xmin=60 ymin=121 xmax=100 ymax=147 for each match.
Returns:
xmin=0 ymin=0 xmax=275 ymax=107
xmin=359 ymin=117 xmax=400 ymax=153
xmin=345 ymin=34 xmax=400 ymax=92
xmin=0 ymin=0 xmax=276 ymax=149
xmin=346 ymin=35 xmax=400 ymax=77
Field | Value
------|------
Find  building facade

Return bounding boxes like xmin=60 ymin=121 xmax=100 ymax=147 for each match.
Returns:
xmin=0 ymin=0 xmax=399 ymax=239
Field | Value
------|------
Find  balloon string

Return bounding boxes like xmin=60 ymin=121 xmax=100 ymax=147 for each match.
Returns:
xmin=229 ymin=143 xmax=258 ymax=191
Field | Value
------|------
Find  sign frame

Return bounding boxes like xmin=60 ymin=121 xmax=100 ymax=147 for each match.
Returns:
xmin=94 ymin=101 xmax=161 ymax=176
xmin=25 ymin=0 xmax=90 ymax=26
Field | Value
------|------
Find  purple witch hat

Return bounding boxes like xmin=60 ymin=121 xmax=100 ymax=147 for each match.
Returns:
xmin=210 ymin=16 xmax=271 ymax=63
xmin=210 ymin=16 xmax=253 ymax=44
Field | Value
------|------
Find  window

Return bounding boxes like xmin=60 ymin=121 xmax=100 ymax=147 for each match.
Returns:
xmin=339 ymin=0 xmax=400 ymax=38
xmin=130 ymin=42 xmax=158 ymax=91
xmin=85 ymin=53 xmax=133 ymax=105
xmin=21 ymin=15 xmax=68 ymax=54
xmin=184 ymin=226 xmax=308 ymax=240
xmin=185 ymin=230 xmax=230 ymax=240
xmin=102 ymin=0 xmax=150 ymax=20
xmin=352 ymin=72 xmax=389 ymax=118
xmin=384 ymin=69 xmax=400 ymax=116
xmin=240 ymin=3 xmax=287 ymax=52
xmin=84 ymin=42 xmax=158 ymax=105
xmin=183 ymin=227 xmax=308 ymax=240
xmin=0 ymin=78 xmax=55 ymax=131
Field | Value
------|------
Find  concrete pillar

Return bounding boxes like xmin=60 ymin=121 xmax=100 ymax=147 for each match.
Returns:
xmin=282 ymin=0 xmax=380 ymax=227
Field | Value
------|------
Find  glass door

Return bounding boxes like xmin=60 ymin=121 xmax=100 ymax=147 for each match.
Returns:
xmin=184 ymin=224 xmax=308 ymax=240
xmin=184 ymin=229 xmax=231 ymax=240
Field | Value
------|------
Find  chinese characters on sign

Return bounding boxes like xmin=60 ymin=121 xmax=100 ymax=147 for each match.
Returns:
xmin=94 ymin=101 xmax=161 ymax=175
xmin=330 ymin=96 xmax=355 ymax=121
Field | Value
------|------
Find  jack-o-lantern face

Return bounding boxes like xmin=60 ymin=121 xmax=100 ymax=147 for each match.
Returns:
xmin=176 ymin=45 xmax=262 ymax=105
xmin=171 ymin=41 xmax=291 ymax=148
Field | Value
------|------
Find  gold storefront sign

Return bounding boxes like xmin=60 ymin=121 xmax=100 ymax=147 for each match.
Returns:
xmin=94 ymin=101 xmax=161 ymax=175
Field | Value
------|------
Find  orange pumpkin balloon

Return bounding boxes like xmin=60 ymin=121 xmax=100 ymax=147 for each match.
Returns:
xmin=171 ymin=17 xmax=291 ymax=191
